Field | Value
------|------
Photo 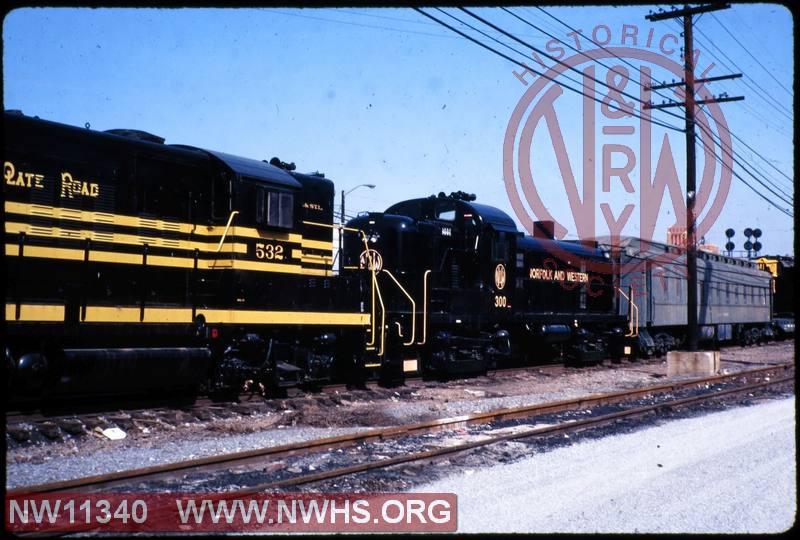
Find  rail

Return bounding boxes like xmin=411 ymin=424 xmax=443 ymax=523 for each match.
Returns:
xmin=10 ymin=362 xmax=791 ymax=496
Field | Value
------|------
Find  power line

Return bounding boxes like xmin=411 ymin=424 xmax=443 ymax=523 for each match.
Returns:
xmin=537 ymin=4 xmax=792 ymax=151
xmin=691 ymin=24 xmax=793 ymax=121
xmin=652 ymin=16 xmax=794 ymax=201
xmin=414 ymin=8 xmax=685 ymax=133
xmin=332 ymin=8 xmax=441 ymax=27
xmin=529 ymin=6 xmax=690 ymax=115
xmin=736 ymin=99 xmax=792 ymax=138
xmin=690 ymin=100 xmax=794 ymax=201
xmin=457 ymin=7 xmax=688 ymax=127
xmin=526 ymin=5 xmax=792 ymax=196
xmin=336 ymin=8 xmax=548 ymax=41
xmin=719 ymin=124 xmax=794 ymax=188
xmin=659 ymin=16 xmax=793 ymax=123
xmin=710 ymin=12 xmax=792 ymax=97
xmin=418 ymin=6 xmax=793 ymax=220
xmin=694 ymin=119 xmax=793 ymax=217
xmin=269 ymin=9 xmax=460 ymax=40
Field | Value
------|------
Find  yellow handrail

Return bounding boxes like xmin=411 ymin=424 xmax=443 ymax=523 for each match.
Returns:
xmin=418 ymin=270 xmax=432 ymax=345
xmin=302 ymin=220 xmax=364 ymax=235
xmin=367 ymin=267 xmax=377 ymax=346
xmin=382 ymin=269 xmax=416 ymax=346
xmin=617 ymin=286 xmax=639 ymax=337
xmin=372 ymin=270 xmax=386 ymax=356
xmin=215 ymin=210 xmax=239 ymax=253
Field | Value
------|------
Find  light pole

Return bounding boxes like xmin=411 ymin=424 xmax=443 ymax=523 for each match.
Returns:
xmin=339 ymin=184 xmax=375 ymax=271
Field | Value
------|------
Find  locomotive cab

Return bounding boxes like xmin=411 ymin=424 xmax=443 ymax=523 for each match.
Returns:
xmin=343 ymin=192 xmax=526 ymax=378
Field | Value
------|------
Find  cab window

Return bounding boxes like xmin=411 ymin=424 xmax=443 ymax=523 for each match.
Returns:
xmin=256 ymin=188 xmax=293 ymax=228
xmin=435 ymin=201 xmax=456 ymax=221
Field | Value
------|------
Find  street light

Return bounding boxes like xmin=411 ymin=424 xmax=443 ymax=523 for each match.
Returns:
xmin=339 ymin=184 xmax=375 ymax=272
xmin=340 ymin=184 xmax=376 ymax=226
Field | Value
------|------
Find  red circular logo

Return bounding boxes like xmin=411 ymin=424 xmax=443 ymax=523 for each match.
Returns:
xmin=504 ymin=47 xmax=732 ymax=276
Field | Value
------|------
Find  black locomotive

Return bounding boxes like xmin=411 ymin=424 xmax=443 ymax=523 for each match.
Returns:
xmin=5 ymin=111 xmax=368 ymax=403
xmin=341 ymin=191 xmax=634 ymax=378
xmin=4 ymin=112 xmax=785 ymax=404
xmin=342 ymin=192 xmax=780 ymax=375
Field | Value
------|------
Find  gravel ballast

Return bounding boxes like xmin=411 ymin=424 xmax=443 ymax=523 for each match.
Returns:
xmin=5 ymin=425 xmax=362 ymax=489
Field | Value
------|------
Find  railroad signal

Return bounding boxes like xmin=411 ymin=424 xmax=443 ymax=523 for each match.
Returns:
xmin=724 ymin=229 xmax=735 ymax=256
xmin=743 ymin=227 xmax=763 ymax=258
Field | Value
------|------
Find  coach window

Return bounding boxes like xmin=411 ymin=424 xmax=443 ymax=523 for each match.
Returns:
xmin=256 ymin=188 xmax=293 ymax=229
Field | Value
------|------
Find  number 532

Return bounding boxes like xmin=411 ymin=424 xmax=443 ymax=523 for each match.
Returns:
xmin=255 ymin=242 xmax=284 ymax=260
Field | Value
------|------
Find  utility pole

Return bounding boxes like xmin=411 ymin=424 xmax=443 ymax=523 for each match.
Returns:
xmin=645 ymin=3 xmax=741 ymax=352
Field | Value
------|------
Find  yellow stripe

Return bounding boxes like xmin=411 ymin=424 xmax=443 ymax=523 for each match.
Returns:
xmin=83 ymin=306 xmax=193 ymax=323
xmin=5 ymin=304 xmax=65 ymax=322
xmin=4 ymin=221 xmax=248 ymax=254
xmin=4 ymin=201 xmax=332 ymax=252
xmin=292 ymin=249 xmax=334 ymax=264
xmin=6 ymin=304 xmax=370 ymax=325
xmin=81 ymin=306 xmax=369 ymax=325
xmin=198 ymin=309 xmax=370 ymax=326
xmin=6 ymin=244 xmax=331 ymax=276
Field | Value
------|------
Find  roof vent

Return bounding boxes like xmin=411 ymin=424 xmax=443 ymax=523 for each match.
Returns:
xmin=105 ymin=129 xmax=165 ymax=144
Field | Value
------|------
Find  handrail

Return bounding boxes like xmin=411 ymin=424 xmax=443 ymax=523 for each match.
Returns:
xmin=382 ymin=269 xmax=416 ymax=346
xmin=418 ymin=270 xmax=432 ymax=345
xmin=360 ymin=234 xmax=378 ymax=347
xmin=367 ymin=268 xmax=377 ymax=346
xmin=372 ymin=271 xmax=386 ymax=357
xmin=302 ymin=220 xmax=364 ymax=235
xmin=215 ymin=210 xmax=239 ymax=253
xmin=617 ymin=286 xmax=639 ymax=337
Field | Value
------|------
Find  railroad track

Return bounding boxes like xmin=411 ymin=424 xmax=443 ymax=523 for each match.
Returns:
xmin=3 ymin=358 xmax=656 ymax=429
xmin=6 ymin=342 xmax=790 ymax=442
xmin=8 ymin=362 xmax=793 ymax=496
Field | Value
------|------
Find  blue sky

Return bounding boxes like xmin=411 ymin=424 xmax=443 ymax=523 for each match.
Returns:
xmin=3 ymin=6 xmax=794 ymax=255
